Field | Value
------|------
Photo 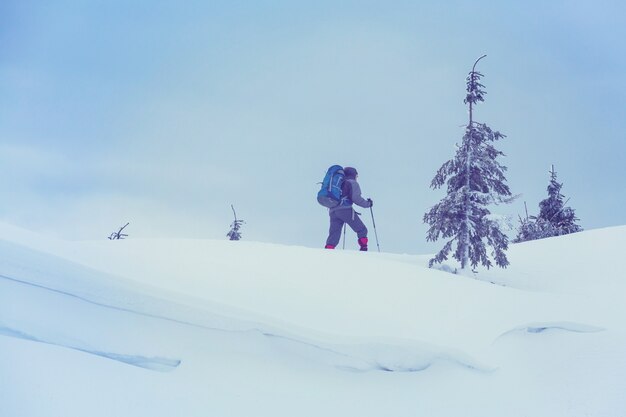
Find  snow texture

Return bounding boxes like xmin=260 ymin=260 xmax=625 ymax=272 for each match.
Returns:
xmin=2 ymin=222 xmax=626 ymax=417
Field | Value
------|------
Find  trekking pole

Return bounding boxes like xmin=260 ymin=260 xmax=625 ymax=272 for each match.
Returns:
xmin=342 ymin=223 xmax=347 ymax=249
xmin=369 ymin=206 xmax=381 ymax=252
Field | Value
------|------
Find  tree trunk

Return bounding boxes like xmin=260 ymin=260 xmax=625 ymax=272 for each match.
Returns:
xmin=461 ymin=95 xmax=474 ymax=270
xmin=461 ymin=131 xmax=471 ymax=269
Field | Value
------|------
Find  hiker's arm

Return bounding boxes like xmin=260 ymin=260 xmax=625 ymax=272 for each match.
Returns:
xmin=350 ymin=181 xmax=371 ymax=208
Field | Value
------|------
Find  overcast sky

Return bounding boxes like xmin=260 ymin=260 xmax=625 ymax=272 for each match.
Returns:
xmin=1 ymin=0 xmax=624 ymax=254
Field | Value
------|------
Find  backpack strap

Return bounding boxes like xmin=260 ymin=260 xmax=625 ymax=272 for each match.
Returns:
xmin=340 ymin=180 xmax=353 ymax=206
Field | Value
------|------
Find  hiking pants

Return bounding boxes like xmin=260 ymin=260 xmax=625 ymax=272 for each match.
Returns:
xmin=326 ymin=208 xmax=368 ymax=247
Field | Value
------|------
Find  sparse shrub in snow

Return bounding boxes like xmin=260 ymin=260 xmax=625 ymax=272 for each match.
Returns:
xmin=227 ymin=205 xmax=245 ymax=241
xmin=108 ymin=222 xmax=129 ymax=240
xmin=424 ymin=56 xmax=514 ymax=270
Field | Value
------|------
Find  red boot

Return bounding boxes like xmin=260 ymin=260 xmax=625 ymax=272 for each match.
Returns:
xmin=358 ymin=237 xmax=368 ymax=251
xmin=325 ymin=244 xmax=336 ymax=249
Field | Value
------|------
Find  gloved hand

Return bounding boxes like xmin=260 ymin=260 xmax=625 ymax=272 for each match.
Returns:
xmin=367 ymin=198 xmax=373 ymax=207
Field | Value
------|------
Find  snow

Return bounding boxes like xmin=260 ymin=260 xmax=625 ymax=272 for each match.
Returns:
xmin=2 ymin=221 xmax=626 ymax=416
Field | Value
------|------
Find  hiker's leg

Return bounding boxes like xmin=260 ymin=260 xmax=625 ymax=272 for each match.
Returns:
xmin=340 ymin=209 xmax=368 ymax=239
xmin=325 ymin=211 xmax=344 ymax=248
xmin=339 ymin=209 xmax=369 ymax=251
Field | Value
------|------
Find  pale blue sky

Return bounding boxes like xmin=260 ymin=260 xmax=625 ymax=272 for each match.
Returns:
xmin=1 ymin=1 xmax=624 ymax=254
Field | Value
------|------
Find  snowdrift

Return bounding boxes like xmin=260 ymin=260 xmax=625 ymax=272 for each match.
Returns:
xmin=1 ymin=222 xmax=625 ymax=417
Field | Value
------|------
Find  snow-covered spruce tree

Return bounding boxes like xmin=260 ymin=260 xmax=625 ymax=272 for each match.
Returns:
xmin=535 ymin=165 xmax=582 ymax=237
xmin=424 ymin=55 xmax=513 ymax=270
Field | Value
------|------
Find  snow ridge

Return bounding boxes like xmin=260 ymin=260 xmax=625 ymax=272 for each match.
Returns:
xmin=498 ymin=322 xmax=605 ymax=338
xmin=0 ymin=325 xmax=181 ymax=372
xmin=1 ymin=270 xmax=489 ymax=374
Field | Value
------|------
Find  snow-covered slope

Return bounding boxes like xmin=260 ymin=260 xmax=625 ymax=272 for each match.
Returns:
xmin=1 ymin=222 xmax=625 ymax=417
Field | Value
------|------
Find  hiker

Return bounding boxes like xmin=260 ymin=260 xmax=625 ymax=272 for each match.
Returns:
xmin=325 ymin=167 xmax=373 ymax=251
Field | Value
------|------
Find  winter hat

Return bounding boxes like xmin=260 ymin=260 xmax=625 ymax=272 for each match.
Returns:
xmin=344 ymin=167 xmax=358 ymax=179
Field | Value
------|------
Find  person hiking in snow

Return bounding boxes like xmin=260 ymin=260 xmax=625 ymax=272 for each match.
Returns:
xmin=325 ymin=167 xmax=373 ymax=251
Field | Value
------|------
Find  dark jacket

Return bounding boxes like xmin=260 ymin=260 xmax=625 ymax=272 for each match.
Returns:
xmin=331 ymin=179 xmax=371 ymax=211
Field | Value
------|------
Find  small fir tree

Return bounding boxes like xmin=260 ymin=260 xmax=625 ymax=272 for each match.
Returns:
xmin=226 ymin=205 xmax=245 ymax=241
xmin=424 ymin=55 xmax=513 ymax=270
xmin=537 ymin=165 xmax=582 ymax=235
xmin=515 ymin=166 xmax=582 ymax=242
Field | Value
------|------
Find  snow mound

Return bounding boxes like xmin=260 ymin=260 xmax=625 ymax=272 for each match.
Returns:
xmin=2 ymin=222 xmax=626 ymax=417
xmin=0 ymin=236 xmax=490 ymax=374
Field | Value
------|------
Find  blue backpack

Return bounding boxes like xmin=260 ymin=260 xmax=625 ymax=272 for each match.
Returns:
xmin=317 ymin=165 xmax=345 ymax=208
